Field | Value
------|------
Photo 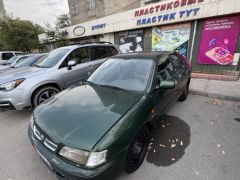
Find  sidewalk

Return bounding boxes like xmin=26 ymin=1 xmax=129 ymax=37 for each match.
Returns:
xmin=189 ymin=78 xmax=240 ymax=102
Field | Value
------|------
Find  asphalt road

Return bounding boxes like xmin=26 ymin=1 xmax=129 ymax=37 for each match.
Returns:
xmin=0 ymin=95 xmax=239 ymax=180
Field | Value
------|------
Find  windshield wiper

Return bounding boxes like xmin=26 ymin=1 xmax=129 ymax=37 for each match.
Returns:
xmin=99 ymin=84 xmax=131 ymax=93
xmin=33 ymin=64 xmax=49 ymax=68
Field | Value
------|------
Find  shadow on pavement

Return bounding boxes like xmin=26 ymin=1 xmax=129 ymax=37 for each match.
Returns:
xmin=146 ymin=115 xmax=191 ymax=167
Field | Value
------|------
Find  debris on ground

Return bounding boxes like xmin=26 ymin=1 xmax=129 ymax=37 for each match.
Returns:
xmin=171 ymin=157 xmax=176 ymax=161
xmin=180 ymin=141 xmax=183 ymax=146
xmin=222 ymin=151 xmax=226 ymax=155
xmin=217 ymin=144 xmax=221 ymax=148
xmin=171 ymin=144 xmax=176 ymax=148
xmin=159 ymin=144 xmax=166 ymax=148
xmin=210 ymin=98 xmax=222 ymax=105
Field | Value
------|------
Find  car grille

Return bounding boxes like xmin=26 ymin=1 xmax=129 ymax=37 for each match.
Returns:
xmin=44 ymin=138 xmax=58 ymax=152
xmin=33 ymin=126 xmax=44 ymax=141
xmin=33 ymin=125 xmax=58 ymax=152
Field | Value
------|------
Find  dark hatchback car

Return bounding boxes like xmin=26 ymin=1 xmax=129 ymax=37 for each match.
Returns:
xmin=28 ymin=51 xmax=191 ymax=180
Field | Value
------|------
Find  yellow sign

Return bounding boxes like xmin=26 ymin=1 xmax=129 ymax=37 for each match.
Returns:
xmin=152 ymin=33 xmax=160 ymax=48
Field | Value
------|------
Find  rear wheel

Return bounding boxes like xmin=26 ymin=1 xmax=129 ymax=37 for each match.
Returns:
xmin=32 ymin=86 xmax=60 ymax=108
xmin=179 ymin=81 xmax=190 ymax=102
xmin=125 ymin=127 xmax=150 ymax=174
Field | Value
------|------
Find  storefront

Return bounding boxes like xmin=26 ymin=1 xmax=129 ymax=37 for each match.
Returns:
xmin=39 ymin=0 xmax=240 ymax=77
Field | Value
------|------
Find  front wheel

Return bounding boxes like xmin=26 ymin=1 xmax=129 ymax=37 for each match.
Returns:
xmin=125 ymin=127 xmax=150 ymax=174
xmin=179 ymin=81 xmax=190 ymax=102
xmin=32 ymin=86 xmax=60 ymax=108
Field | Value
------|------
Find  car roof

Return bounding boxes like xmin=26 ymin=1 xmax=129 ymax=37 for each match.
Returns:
xmin=112 ymin=51 xmax=171 ymax=61
xmin=0 ymin=51 xmax=23 ymax=53
xmin=58 ymin=43 xmax=117 ymax=50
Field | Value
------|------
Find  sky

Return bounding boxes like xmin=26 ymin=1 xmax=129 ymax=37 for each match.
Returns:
xmin=3 ymin=0 xmax=69 ymax=27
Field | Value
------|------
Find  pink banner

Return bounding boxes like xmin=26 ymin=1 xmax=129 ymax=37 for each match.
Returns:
xmin=198 ymin=15 xmax=240 ymax=65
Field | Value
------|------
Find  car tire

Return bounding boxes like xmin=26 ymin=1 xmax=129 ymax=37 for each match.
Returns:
xmin=179 ymin=81 xmax=190 ymax=102
xmin=125 ymin=127 xmax=150 ymax=174
xmin=32 ymin=86 xmax=60 ymax=108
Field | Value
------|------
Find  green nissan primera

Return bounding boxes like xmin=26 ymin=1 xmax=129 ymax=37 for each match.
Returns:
xmin=28 ymin=51 xmax=191 ymax=180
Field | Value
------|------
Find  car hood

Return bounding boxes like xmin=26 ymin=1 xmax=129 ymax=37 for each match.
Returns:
xmin=0 ymin=67 xmax=47 ymax=83
xmin=34 ymin=84 xmax=143 ymax=151
xmin=0 ymin=65 xmax=9 ymax=70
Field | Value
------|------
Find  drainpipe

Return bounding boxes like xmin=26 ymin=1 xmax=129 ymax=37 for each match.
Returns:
xmin=190 ymin=20 xmax=197 ymax=62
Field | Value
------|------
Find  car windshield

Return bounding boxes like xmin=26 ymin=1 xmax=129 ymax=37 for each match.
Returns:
xmin=35 ymin=49 xmax=70 ymax=68
xmin=13 ymin=55 xmax=45 ymax=68
xmin=88 ymin=58 xmax=154 ymax=92
xmin=5 ymin=56 xmax=18 ymax=65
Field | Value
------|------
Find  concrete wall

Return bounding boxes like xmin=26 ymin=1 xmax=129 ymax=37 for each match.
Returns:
xmin=68 ymin=0 xmax=105 ymax=25
xmin=104 ymin=0 xmax=141 ymax=16
xmin=68 ymin=0 xmax=142 ymax=25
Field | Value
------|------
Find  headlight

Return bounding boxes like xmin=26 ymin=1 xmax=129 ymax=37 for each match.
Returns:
xmin=86 ymin=150 xmax=107 ymax=167
xmin=0 ymin=79 xmax=25 ymax=91
xmin=59 ymin=146 xmax=107 ymax=167
xmin=59 ymin=146 xmax=90 ymax=165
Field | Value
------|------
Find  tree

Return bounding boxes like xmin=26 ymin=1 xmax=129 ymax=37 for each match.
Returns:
xmin=43 ymin=14 xmax=71 ymax=48
xmin=55 ymin=13 xmax=71 ymax=29
xmin=0 ymin=17 xmax=44 ymax=52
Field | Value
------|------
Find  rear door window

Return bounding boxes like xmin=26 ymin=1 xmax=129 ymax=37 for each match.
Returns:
xmin=91 ymin=46 xmax=111 ymax=61
xmin=108 ymin=47 xmax=118 ymax=56
xmin=2 ymin=53 xmax=14 ymax=60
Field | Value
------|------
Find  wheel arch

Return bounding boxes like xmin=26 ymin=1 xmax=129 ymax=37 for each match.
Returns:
xmin=30 ymin=82 xmax=62 ymax=107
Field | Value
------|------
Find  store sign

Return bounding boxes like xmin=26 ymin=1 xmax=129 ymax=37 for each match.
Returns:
xmin=152 ymin=23 xmax=191 ymax=57
xmin=135 ymin=0 xmax=204 ymax=26
xmin=135 ymin=0 xmax=204 ymax=17
xmin=136 ymin=7 xmax=200 ymax=26
xmin=119 ymin=30 xmax=144 ymax=53
xmin=73 ymin=26 xmax=85 ymax=36
xmin=198 ymin=15 xmax=240 ymax=65
xmin=92 ymin=23 xmax=106 ymax=30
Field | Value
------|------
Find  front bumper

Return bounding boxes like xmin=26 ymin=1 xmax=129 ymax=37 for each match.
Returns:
xmin=28 ymin=126 xmax=127 ymax=180
xmin=0 ymin=88 xmax=30 ymax=110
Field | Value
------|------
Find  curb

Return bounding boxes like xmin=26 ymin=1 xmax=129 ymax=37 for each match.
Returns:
xmin=189 ymin=90 xmax=240 ymax=102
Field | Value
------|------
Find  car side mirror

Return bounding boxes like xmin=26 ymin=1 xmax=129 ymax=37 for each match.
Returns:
xmin=67 ymin=60 xmax=77 ymax=70
xmin=158 ymin=80 xmax=175 ymax=90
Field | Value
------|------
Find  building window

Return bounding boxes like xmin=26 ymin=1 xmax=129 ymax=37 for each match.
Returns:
xmin=72 ymin=3 xmax=80 ymax=16
xmin=144 ymin=0 xmax=163 ymax=5
xmin=87 ymin=0 xmax=96 ymax=10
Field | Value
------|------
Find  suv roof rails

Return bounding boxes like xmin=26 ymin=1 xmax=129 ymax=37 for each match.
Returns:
xmin=67 ymin=41 xmax=113 ymax=46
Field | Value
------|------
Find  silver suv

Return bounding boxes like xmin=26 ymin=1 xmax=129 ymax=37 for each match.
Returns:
xmin=0 ymin=43 xmax=120 ymax=110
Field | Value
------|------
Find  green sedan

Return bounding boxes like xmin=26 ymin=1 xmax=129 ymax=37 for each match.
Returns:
xmin=28 ymin=51 xmax=191 ymax=180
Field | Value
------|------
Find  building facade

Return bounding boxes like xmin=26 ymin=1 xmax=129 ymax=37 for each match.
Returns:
xmin=68 ymin=0 xmax=143 ymax=25
xmin=40 ymin=0 xmax=240 ymax=77
xmin=0 ymin=0 xmax=6 ymax=18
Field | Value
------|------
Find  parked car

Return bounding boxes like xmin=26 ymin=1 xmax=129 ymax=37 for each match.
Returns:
xmin=0 ymin=51 xmax=23 ymax=63
xmin=0 ymin=43 xmax=120 ymax=110
xmin=0 ymin=54 xmax=47 ymax=74
xmin=0 ymin=54 xmax=32 ymax=70
xmin=28 ymin=51 xmax=191 ymax=180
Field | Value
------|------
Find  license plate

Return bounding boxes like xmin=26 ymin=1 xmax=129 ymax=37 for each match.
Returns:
xmin=36 ymin=149 xmax=53 ymax=171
